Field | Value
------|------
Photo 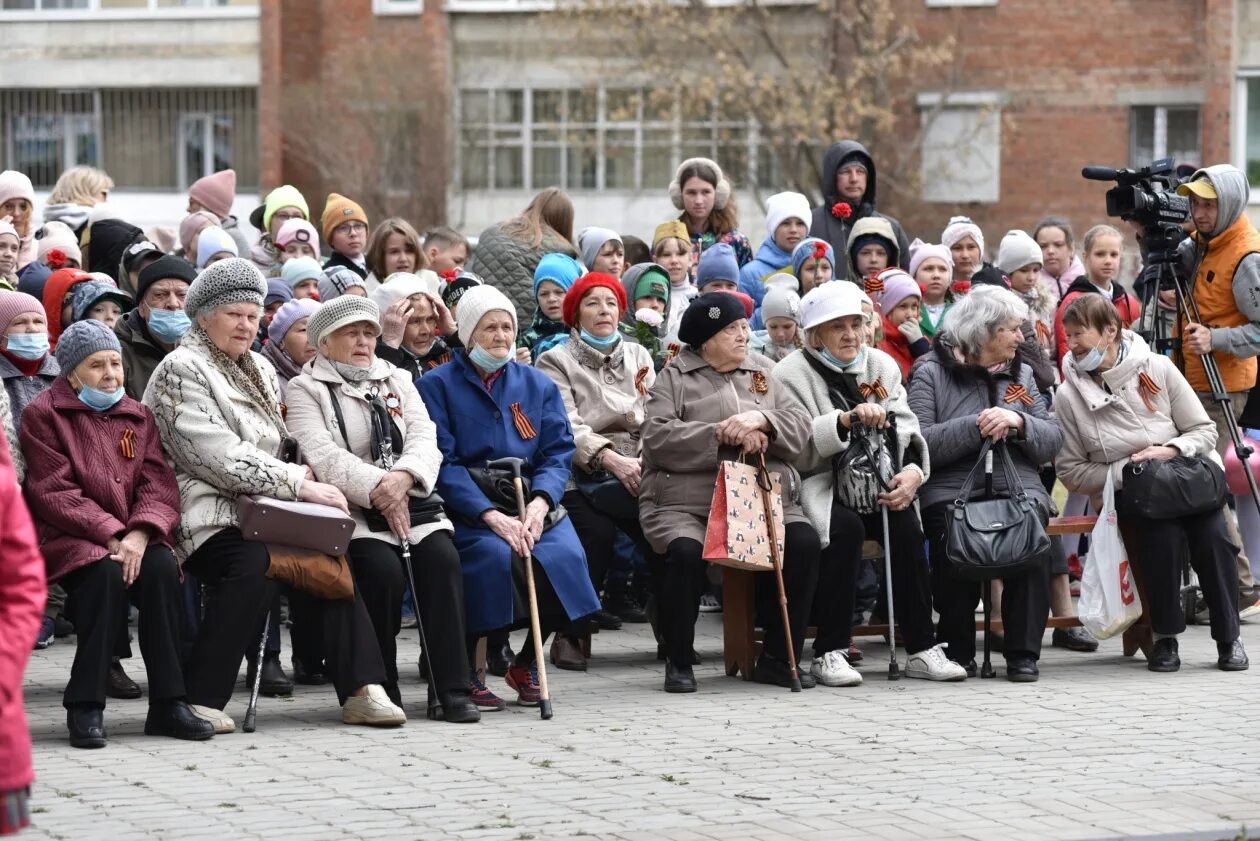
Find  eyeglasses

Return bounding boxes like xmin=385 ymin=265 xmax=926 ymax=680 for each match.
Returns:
xmin=272 ymin=211 xmax=305 ymax=224
xmin=335 ymin=222 xmax=368 ymax=236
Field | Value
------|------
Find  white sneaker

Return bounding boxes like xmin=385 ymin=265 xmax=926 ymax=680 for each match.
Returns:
xmin=810 ymin=650 xmax=862 ymax=687
xmin=905 ymin=644 xmax=968 ymax=681
xmin=1240 ymin=597 xmax=1260 ymax=622
xmin=342 ymin=685 xmax=407 ymax=726
xmin=189 ymin=704 xmax=236 ymax=734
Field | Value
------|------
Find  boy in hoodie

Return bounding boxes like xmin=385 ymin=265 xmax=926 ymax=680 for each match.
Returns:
xmin=738 ymin=191 xmax=811 ymax=309
xmin=808 ymin=140 xmax=910 ymax=278
xmin=578 ymin=227 xmax=625 ymax=278
xmin=846 ymin=216 xmax=901 ymax=285
xmin=321 ymin=193 xmax=370 ymax=280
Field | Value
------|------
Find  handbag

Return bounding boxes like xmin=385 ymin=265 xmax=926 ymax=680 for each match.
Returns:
xmin=363 ymin=493 xmax=448 ymax=533
xmin=1077 ymin=471 xmax=1142 ymax=639
xmin=701 ymin=458 xmax=784 ymax=571
xmin=264 ymin=546 xmax=354 ymax=600
xmin=237 ymin=495 xmax=356 ymax=556
xmin=1119 ymin=455 xmax=1228 ymax=520
xmin=832 ymin=424 xmax=896 ymax=514
xmin=944 ymin=439 xmax=1050 ymax=581
xmin=574 ymin=470 xmax=640 ymax=520
xmin=465 ymin=465 xmax=569 ymax=529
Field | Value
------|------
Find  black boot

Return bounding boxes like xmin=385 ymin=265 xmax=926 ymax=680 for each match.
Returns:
xmin=1218 ymin=639 xmax=1249 ymax=671
xmin=664 ymin=661 xmax=696 ymax=693
xmin=605 ymin=577 xmax=647 ymax=624
xmin=1148 ymin=637 xmax=1180 ymax=672
xmin=1005 ymin=654 xmax=1039 ymax=682
xmin=591 ymin=608 xmax=624 ymax=631
xmin=437 ymin=689 xmax=482 ymax=723
xmin=291 ymin=657 xmax=329 ymax=686
xmin=752 ymin=652 xmax=815 ymax=689
xmin=67 ymin=704 xmax=107 ymax=749
xmin=247 ymin=652 xmax=294 ymax=697
xmin=144 ymin=699 xmax=215 ymax=741
xmin=106 ymin=659 xmax=142 ymax=700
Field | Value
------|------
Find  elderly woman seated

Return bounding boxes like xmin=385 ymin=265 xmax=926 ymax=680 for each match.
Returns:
xmin=370 ymin=272 xmax=457 ymax=379
xmin=20 ymin=320 xmax=213 ymax=747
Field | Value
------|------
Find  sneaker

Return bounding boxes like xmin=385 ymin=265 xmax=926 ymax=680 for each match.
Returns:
xmin=468 ymin=672 xmax=506 ymax=711
xmin=33 ymin=617 xmax=54 ymax=650
xmin=189 ymin=704 xmax=236 ymax=734
xmin=505 ymin=664 xmax=542 ymax=706
xmin=905 ymin=644 xmax=969 ymax=681
xmin=698 ymin=592 xmax=722 ymax=613
xmin=342 ymin=685 xmax=407 ymax=726
xmin=1239 ymin=597 xmax=1260 ymax=622
xmin=810 ymin=650 xmax=863 ymax=687
xmin=1051 ymin=626 xmax=1099 ymax=652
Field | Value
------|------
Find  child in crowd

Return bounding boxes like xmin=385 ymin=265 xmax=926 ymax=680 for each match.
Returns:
xmin=998 ymin=229 xmax=1057 ymax=390
xmin=439 ymin=270 xmax=482 ymax=349
xmin=622 ymin=235 xmax=650 ymax=269
xmin=520 ymin=253 xmax=583 ymax=360
xmin=249 ymin=184 xmax=309 ymax=275
xmin=578 ymin=227 xmax=626 ymax=278
xmin=282 ymin=256 xmax=325 ymax=300
xmin=874 ymin=268 xmax=929 ymax=379
xmin=941 ymin=216 xmax=1005 ymax=291
xmin=423 ymin=226 xmax=470 ymax=274
xmin=0 ymin=170 xmax=36 ymax=272
xmin=847 ymin=216 xmax=900 ymax=284
xmin=652 ymin=220 xmax=696 ymax=340
xmin=178 ymin=210 xmax=219 ymax=265
xmin=365 ymin=218 xmax=427 ymax=291
xmin=318 ymin=266 xmax=367 ymax=302
xmin=0 ymin=220 xmax=19 ymax=290
xmin=695 ymin=242 xmax=740 ymax=293
xmin=195 ymin=227 xmax=238 ymax=269
xmin=750 ymin=286 xmax=801 ymax=363
xmin=1052 ymin=223 xmax=1140 ymax=363
xmin=35 ymin=222 xmax=82 ymax=270
xmin=275 ymin=219 xmax=320 ymax=265
xmin=738 ymin=191 xmax=811 ymax=307
xmin=321 ymin=193 xmax=369 ymax=279
xmin=69 ymin=281 xmax=131 ymax=330
xmin=619 ymin=263 xmax=672 ymax=361
xmin=791 ymin=237 xmax=835 ymax=294
xmin=263 ymin=279 xmax=293 ymax=334
xmin=910 ymin=242 xmax=955 ymax=339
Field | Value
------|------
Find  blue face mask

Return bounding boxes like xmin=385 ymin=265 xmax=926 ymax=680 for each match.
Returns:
xmin=468 ymin=343 xmax=511 ymax=373
xmin=1074 ymin=338 xmax=1109 ymax=373
xmin=580 ymin=329 xmax=619 ymax=351
xmin=147 ymin=308 xmax=192 ymax=343
xmin=6 ymin=332 xmax=49 ymax=360
xmin=76 ymin=384 xmax=125 ymax=412
xmin=821 ymin=347 xmax=864 ymax=371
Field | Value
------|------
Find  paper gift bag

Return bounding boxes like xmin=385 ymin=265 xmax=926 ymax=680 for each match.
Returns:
xmin=701 ymin=459 xmax=784 ymax=571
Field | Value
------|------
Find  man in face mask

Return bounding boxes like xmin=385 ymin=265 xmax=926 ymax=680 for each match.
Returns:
xmin=117 ymin=255 xmax=196 ymax=401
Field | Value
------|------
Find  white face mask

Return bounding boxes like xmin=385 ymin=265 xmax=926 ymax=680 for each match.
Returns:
xmin=1074 ymin=337 xmax=1109 ymax=373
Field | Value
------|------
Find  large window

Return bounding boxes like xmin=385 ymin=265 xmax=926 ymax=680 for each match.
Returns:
xmin=1129 ymin=105 xmax=1199 ymax=168
xmin=1240 ymin=77 xmax=1260 ymax=187
xmin=8 ymin=113 xmax=98 ymax=187
xmin=918 ymin=93 xmax=1002 ymax=204
xmin=456 ymin=87 xmax=769 ymax=192
xmin=177 ymin=112 xmax=234 ymax=191
xmin=1 ymin=0 xmax=254 ymax=11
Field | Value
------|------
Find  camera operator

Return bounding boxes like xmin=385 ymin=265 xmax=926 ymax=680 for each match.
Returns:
xmin=1166 ymin=165 xmax=1260 ymax=609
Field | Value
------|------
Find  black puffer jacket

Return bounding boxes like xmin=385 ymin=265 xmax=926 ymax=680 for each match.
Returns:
xmin=809 ymin=140 xmax=911 ymax=278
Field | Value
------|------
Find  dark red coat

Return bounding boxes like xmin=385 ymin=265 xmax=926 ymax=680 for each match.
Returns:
xmin=19 ymin=378 xmax=179 ymax=583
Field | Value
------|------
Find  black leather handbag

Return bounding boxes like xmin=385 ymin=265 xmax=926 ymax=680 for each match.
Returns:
xmin=945 ymin=439 xmax=1050 ymax=581
xmin=1119 ymin=455 xmax=1228 ymax=520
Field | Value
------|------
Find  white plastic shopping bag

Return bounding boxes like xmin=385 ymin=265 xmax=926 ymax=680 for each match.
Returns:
xmin=1077 ymin=470 xmax=1143 ymax=640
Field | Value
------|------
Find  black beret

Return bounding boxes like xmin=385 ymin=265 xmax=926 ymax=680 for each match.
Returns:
xmin=679 ymin=291 xmax=748 ymax=348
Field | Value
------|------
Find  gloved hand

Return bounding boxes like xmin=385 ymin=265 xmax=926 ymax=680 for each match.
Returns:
xmin=898 ymin=318 xmax=924 ymax=344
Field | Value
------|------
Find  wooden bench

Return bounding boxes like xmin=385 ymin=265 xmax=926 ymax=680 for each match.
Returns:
xmin=722 ymin=514 xmax=1154 ymax=680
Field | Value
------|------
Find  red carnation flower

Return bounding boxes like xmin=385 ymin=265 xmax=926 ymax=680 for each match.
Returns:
xmin=811 ymin=241 xmax=828 ymax=261
xmin=830 ymin=202 xmax=852 ymax=220
xmin=45 ymin=248 xmax=68 ymax=270
xmin=951 ymin=279 xmax=972 ymax=297
xmin=439 ymin=268 xmax=459 ymax=283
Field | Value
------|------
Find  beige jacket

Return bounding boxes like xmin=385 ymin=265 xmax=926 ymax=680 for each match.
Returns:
xmin=286 ymin=354 xmax=452 ymax=546
xmin=1054 ymin=331 xmax=1218 ymax=507
xmin=535 ymin=333 xmax=656 ymax=477
xmin=639 ymin=347 xmax=811 ymax=554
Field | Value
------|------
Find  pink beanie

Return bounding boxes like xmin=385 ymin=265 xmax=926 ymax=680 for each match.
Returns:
xmin=0 ymin=291 xmax=46 ymax=331
xmin=188 ymin=169 xmax=237 ymax=220
xmin=908 ymin=242 xmax=954 ymax=280
xmin=0 ymin=170 xmax=35 ymax=210
xmin=179 ymin=210 xmax=219 ymax=256
xmin=276 ymin=218 xmax=320 ymax=254
xmin=875 ymin=268 xmax=921 ymax=317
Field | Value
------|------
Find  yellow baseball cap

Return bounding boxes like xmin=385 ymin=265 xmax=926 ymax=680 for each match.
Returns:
xmin=1176 ymin=177 xmax=1217 ymax=200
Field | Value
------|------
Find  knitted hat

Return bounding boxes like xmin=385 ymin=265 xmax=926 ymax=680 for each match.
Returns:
xmin=370 ymin=272 xmax=437 ymax=312
xmin=260 ymin=185 xmax=309 ymax=234
xmin=668 ymin=158 xmax=731 ymax=211
xmin=562 ymin=272 xmax=627 ymax=328
xmin=188 ymin=169 xmax=236 ymax=220
xmin=42 ymin=268 xmax=93 ymax=343
xmin=875 ymin=269 xmax=921 ymax=317
xmin=318 ymin=266 xmax=366 ymax=302
xmin=577 ymin=227 xmax=623 ymax=270
xmin=179 ymin=210 xmax=220 ymax=257
xmin=0 ymin=171 xmax=35 ymax=210
xmin=695 ymin=243 xmax=739 ymax=290
xmin=0 ymin=219 xmax=16 ymax=244
xmin=652 ymin=220 xmax=691 ymax=250
xmin=55 ymin=318 xmax=121 ymax=377
xmin=838 ymin=152 xmax=869 ymax=173
xmin=70 ymin=281 xmax=132 ymax=323
xmin=268 ymin=297 xmax=321 ymax=345
xmin=679 ymin=291 xmax=747 ymax=348
xmin=622 ymin=263 xmax=670 ymax=306
xmin=321 ymin=193 xmax=368 ymax=243
xmin=36 ymin=221 xmax=82 ymax=267
xmin=996 ymin=230 xmax=1044 ymax=275
xmin=275 ymin=218 xmax=320 ymax=254
xmin=764 ymin=191 xmax=811 ymax=240
xmin=281 ymin=256 xmax=325 ymax=291
xmin=442 ymin=271 xmax=483 ymax=311
xmin=533 ymin=253 xmax=584 ymax=299
xmin=941 ymin=216 xmax=985 ymax=253
xmin=307 ymin=294 xmax=381 ymax=348
xmin=195 ymin=227 xmax=239 ymax=269
xmin=136 ymin=255 xmax=197 ymax=301
xmin=184 ymin=257 xmax=266 ymax=320
xmin=265 ymin=278 xmax=293 ymax=308
xmin=761 ymin=287 xmax=801 ymax=324
xmin=800 ymin=280 xmax=865 ymax=331
xmin=908 ymin=242 xmax=954 ymax=280
xmin=763 ymin=271 xmax=800 ymax=294
xmin=0 ymin=291 xmax=45 ymax=333
xmin=790 ymin=238 xmax=835 ymax=279
xmin=456 ymin=284 xmax=517 ymax=348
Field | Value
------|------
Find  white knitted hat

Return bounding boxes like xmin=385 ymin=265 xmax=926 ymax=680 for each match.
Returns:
xmin=457 ymin=284 xmax=517 ymax=348
xmin=941 ymin=216 xmax=985 ymax=253
xmin=307 ymin=294 xmax=381 ymax=347
xmin=996 ymin=230 xmax=1044 ymax=275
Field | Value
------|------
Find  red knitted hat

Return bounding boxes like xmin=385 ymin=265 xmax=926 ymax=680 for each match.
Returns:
xmin=562 ymin=272 xmax=627 ymax=328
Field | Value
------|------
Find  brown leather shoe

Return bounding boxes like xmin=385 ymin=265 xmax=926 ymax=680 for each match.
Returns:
xmin=549 ymin=634 xmax=587 ymax=671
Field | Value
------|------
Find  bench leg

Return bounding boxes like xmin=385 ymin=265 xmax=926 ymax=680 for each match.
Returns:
xmin=723 ymin=567 xmax=757 ymax=680
xmin=1120 ymin=523 xmax=1154 ymax=660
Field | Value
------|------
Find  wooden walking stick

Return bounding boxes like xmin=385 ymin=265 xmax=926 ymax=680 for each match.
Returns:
xmin=757 ymin=453 xmax=801 ymax=692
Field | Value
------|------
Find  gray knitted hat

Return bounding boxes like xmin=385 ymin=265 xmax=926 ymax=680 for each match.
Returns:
xmin=56 ymin=318 xmax=122 ymax=376
xmin=184 ymin=257 xmax=267 ymax=319
xmin=307 ymin=294 xmax=381 ymax=348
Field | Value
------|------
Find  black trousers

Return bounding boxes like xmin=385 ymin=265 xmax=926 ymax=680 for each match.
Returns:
xmin=348 ymin=533 xmax=469 ymax=700
xmin=1120 ymin=499 xmax=1240 ymax=643
xmin=815 ymin=504 xmax=937 ymax=656
xmin=661 ymin=523 xmax=819 ymax=670
xmin=61 ymin=546 xmax=185 ymax=709
xmin=562 ymin=488 xmax=657 ymax=634
xmin=922 ymin=502 xmax=1049 ymax=664
xmin=468 ymin=553 xmax=571 ymax=669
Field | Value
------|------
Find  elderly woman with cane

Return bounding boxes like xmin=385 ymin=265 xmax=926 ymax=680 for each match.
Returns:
xmin=145 ymin=258 xmax=405 ymax=731
xmin=286 ymin=295 xmax=480 ymax=721
xmin=640 ymin=291 xmax=821 ymax=694
xmin=772 ymin=282 xmax=967 ymax=687
xmin=418 ymin=285 xmax=600 ymax=714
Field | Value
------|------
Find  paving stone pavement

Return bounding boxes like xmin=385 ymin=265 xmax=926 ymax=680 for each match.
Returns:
xmin=19 ymin=614 xmax=1260 ymax=841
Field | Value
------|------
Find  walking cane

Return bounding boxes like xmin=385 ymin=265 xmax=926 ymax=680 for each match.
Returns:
xmin=980 ymin=445 xmax=997 ymax=679
xmin=872 ymin=425 xmax=901 ymax=682
xmin=756 ymin=453 xmax=801 ymax=692
xmin=486 ymin=456 xmax=554 ymax=719
xmin=243 ymin=611 xmax=269 ymax=733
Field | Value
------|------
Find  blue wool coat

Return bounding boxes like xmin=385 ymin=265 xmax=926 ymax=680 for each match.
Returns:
xmin=737 ymin=239 xmax=793 ymax=328
xmin=418 ymin=351 xmax=600 ymax=634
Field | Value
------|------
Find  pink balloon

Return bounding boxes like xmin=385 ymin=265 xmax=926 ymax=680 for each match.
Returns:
xmin=1223 ymin=434 xmax=1260 ymax=496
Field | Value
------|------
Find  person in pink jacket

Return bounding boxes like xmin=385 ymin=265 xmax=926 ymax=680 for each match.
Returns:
xmin=0 ymin=416 xmax=44 ymax=836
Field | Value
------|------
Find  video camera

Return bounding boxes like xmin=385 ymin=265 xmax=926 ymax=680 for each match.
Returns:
xmin=1081 ymin=157 xmax=1190 ymax=231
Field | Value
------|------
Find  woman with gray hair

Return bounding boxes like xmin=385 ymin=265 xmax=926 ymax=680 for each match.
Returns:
xmin=145 ymin=258 xmax=405 ymax=731
xmin=907 ymin=285 xmax=1062 ymax=682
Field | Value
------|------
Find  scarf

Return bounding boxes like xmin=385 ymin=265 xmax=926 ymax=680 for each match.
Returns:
xmin=260 ymin=340 xmax=303 ymax=385
xmin=0 ymin=348 xmax=44 ymax=378
xmin=520 ymin=309 xmax=568 ymax=358
xmin=188 ymin=325 xmax=287 ymax=432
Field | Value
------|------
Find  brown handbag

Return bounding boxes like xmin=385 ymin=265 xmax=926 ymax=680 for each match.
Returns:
xmin=237 ymin=495 xmax=355 ymax=556
xmin=264 ymin=545 xmax=354 ymax=600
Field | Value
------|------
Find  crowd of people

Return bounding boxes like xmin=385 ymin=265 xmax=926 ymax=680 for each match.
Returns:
xmin=2 ymin=144 xmax=1260 ymax=833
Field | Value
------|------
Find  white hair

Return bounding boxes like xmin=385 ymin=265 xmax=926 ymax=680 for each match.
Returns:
xmin=941 ymin=285 xmax=1029 ymax=359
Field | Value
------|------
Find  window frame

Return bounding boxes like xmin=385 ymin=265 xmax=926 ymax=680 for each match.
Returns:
xmin=1128 ymin=103 xmax=1200 ymax=168
xmin=0 ymin=0 xmax=258 ymax=19
xmin=1236 ymin=72 xmax=1260 ymax=203
xmin=916 ymin=91 xmax=1003 ymax=204
xmin=176 ymin=110 xmax=233 ymax=192
xmin=5 ymin=105 xmax=101 ymax=189
xmin=372 ymin=0 xmax=422 ymax=14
